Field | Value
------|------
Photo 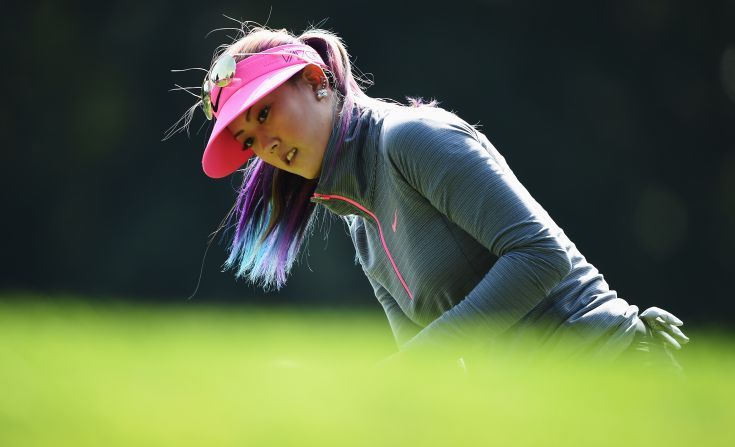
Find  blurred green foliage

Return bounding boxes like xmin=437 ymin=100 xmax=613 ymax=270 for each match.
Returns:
xmin=1 ymin=295 xmax=734 ymax=446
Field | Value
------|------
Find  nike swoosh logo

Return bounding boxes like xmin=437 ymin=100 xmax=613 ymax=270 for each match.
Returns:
xmin=392 ymin=209 xmax=398 ymax=233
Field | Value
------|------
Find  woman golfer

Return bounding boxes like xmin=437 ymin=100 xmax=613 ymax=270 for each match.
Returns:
xmin=187 ymin=25 xmax=688 ymax=365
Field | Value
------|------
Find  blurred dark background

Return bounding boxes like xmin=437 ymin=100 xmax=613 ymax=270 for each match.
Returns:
xmin=3 ymin=0 xmax=734 ymax=325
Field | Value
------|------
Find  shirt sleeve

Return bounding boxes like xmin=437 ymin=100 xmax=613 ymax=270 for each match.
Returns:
xmin=365 ymin=270 xmax=423 ymax=349
xmin=383 ymin=110 xmax=573 ymax=353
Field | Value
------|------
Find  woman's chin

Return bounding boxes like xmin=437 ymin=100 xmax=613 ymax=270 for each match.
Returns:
xmin=300 ymin=166 xmax=320 ymax=180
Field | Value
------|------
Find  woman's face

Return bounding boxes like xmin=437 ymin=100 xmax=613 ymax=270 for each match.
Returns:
xmin=227 ymin=69 xmax=335 ymax=179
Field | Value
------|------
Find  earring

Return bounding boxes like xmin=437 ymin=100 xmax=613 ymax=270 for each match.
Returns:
xmin=316 ymin=78 xmax=328 ymax=100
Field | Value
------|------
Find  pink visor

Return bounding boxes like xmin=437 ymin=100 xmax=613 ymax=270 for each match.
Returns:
xmin=201 ymin=44 xmax=327 ymax=178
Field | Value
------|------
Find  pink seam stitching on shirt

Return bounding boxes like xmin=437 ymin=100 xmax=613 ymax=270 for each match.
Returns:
xmin=313 ymin=193 xmax=414 ymax=301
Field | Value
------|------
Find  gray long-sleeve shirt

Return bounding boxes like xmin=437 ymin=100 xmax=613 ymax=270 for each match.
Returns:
xmin=311 ymin=103 xmax=642 ymax=358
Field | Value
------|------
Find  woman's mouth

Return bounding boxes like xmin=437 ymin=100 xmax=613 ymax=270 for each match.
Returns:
xmin=285 ymin=147 xmax=298 ymax=165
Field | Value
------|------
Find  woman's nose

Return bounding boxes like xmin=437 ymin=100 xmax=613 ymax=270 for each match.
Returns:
xmin=257 ymin=130 xmax=280 ymax=158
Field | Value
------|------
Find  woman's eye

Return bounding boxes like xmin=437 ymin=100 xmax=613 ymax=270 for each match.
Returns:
xmin=258 ymin=106 xmax=270 ymax=123
xmin=243 ymin=137 xmax=254 ymax=149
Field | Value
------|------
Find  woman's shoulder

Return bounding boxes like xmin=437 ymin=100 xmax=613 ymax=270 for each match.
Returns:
xmin=381 ymin=104 xmax=473 ymax=132
xmin=378 ymin=105 xmax=480 ymax=158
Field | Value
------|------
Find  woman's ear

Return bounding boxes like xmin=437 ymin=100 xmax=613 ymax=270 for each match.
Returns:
xmin=301 ymin=64 xmax=327 ymax=91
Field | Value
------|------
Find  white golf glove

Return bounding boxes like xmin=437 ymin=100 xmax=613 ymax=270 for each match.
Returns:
xmin=640 ymin=307 xmax=689 ymax=350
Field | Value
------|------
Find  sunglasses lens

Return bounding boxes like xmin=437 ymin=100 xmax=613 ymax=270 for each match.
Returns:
xmin=210 ymin=55 xmax=236 ymax=87
xmin=200 ymin=78 xmax=213 ymax=120
xmin=199 ymin=54 xmax=236 ymax=120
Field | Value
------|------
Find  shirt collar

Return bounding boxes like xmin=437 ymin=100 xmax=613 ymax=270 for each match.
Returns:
xmin=312 ymin=103 xmax=387 ymax=216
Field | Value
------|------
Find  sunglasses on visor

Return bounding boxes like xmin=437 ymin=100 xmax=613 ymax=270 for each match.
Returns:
xmin=200 ymin=48 xmax=327 ymax=121
xmin=200 ymin=55 xmax=237 ymax=121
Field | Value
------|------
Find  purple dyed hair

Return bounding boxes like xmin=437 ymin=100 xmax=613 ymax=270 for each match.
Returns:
xmin=219 ymin=25 xmax=381 ymax=290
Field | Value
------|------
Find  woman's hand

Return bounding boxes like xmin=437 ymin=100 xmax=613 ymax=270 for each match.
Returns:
xmin=640 ymin=307 xmax=690 ymax=350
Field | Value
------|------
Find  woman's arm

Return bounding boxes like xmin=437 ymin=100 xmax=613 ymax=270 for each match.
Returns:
xmin=366 ymin=271 xmax=423 ymax=349
xmin=345 ymin=214 xmax=422 ymax=349
xmin=385 ymin=110 xmax=573 ymax=353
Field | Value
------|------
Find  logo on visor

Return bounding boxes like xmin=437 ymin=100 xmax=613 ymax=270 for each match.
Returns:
xmin=211 ymin=88 xmax=224 ymax=114
xmin=280 ymin=49 xmax=318 ymax=64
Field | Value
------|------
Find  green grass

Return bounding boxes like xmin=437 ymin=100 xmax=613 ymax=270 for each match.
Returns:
xmin=1 ymin=296 xmax=733 ymax=446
